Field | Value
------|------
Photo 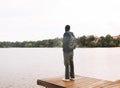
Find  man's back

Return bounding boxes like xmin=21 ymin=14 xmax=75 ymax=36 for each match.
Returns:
xmin=62 ymin=31 xmax=75 ymax=52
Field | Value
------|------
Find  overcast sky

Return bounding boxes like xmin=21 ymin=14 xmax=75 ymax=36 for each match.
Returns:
xmin=0 ymin=0 xmax=120 ymax=41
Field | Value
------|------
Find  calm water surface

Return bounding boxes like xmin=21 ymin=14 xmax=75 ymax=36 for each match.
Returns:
xmin=0 ymin=48 xmax=120 ymax=88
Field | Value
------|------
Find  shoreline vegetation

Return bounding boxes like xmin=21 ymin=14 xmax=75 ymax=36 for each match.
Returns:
xmin=0 ymin=34 xmax=120 ymax=48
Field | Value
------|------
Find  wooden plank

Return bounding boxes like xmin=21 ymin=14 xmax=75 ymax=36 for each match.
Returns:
xmin=37 ymin=79 xmax=65 ymax=88
xmin=93 ymin=80 xmax=120 ymax=88
xmin=93 ymin=81 xmax=113 ymax=88
xmin=37 ymin=75 xmax=111 ymax=88
xmin=102 ymin=80 xmax=120 ymax=88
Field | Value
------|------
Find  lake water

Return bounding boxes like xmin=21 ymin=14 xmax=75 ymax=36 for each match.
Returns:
xmin=0 ymin=48 xmax=120 ymax=88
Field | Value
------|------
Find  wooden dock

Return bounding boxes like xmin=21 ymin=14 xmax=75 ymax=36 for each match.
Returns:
xmin=37 ymin=75 xmax=120 ymax=88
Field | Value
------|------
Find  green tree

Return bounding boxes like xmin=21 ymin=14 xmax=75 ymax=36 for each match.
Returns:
xmin=86 ymin=35 xmax=96 ymax=47
xmin=77 ymin=35 xmax=87 ymax=47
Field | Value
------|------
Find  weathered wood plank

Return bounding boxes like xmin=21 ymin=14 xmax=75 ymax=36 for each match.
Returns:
xmin=37 ymin=75 xmax=111 ymax=88
xmin=37 ymin=79 xmax=65 ymax=88
xmin=102 ymin=80 xmax=120 ymax=88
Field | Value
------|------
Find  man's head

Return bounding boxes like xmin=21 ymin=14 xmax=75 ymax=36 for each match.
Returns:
xmin=65 ymin=25 xmax=70 ymax=32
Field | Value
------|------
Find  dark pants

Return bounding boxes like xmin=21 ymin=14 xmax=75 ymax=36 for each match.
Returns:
xmin=63 ymin=51 xmax=75 ymax=79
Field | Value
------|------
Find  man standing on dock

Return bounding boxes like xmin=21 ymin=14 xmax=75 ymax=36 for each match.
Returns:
xmin=62 ymin=25 xmax=76 ymax=81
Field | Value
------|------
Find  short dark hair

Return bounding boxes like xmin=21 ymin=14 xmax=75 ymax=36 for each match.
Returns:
xmin=65 ymin=25 xmax=70 ymax=31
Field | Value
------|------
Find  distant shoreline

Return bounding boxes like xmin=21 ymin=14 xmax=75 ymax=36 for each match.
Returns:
xmin=0 ymin=34 xmax=120 ymax=48
xmin=0 ymin=45 xmax=120 ymax=48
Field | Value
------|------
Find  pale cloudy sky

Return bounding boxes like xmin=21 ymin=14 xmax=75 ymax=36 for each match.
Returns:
xmin=0 ymin=0 xmax=120 ymax=41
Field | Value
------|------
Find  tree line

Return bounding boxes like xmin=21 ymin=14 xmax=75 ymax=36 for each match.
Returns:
xmin=0 ymin=34 xmax=120 ymax=48
xmin=77 ymin=34 xmax=120 ymax=47
xmin=0 ymin=38 xmax=62 ymax=48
